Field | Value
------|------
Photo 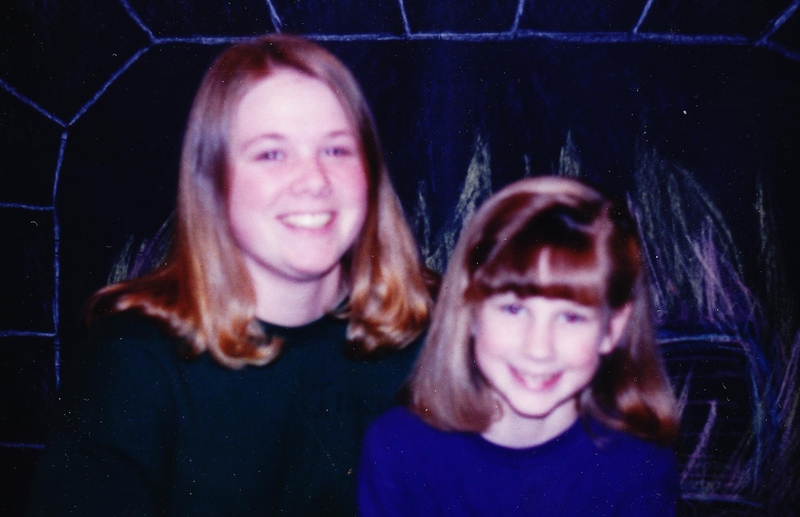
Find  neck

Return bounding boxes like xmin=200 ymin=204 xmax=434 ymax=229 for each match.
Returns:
xmin=481 ymin=398 xmax=579 ymax=449
xmin=247 ymin=264 xmax=347 ymax=327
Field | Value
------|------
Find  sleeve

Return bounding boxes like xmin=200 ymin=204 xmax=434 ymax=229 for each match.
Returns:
xmin=27 ymin=319 xmax=178 ymax=517
xmin=615 ymin=445 xmax=680 ymax=517
xmin=357 ymin=413 xmax=432 ymax=517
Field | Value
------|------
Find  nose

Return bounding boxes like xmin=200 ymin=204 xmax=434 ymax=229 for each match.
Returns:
xmin=292 ymin=153 xmax=331 ymax=196
xmin=521 ymin=319 xmax=555 ymax=360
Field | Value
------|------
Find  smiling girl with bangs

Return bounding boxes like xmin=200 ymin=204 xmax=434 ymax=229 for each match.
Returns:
xmin=359 ymin=176 xmax=680 ymax=516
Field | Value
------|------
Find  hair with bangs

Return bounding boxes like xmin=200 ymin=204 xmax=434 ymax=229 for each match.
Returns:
xmin=409 ymin=176 xmax=678 ymax=444
xmin=87 ymin=34 xmax=432 ymax=368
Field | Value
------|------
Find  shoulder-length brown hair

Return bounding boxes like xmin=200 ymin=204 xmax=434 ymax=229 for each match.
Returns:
xmin=409 ymin=176 xmax=678 ymax=444
xmin=88 ymin=34 xmax=432 ymax=368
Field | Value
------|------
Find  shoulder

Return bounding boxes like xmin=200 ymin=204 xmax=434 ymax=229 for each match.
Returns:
xmin=365 ymin=406 xmax=430 ymax=442
xmin=49 ymin=314 xmax=188 ymax=455
xmin=363 ymin=407 xmax=447 ymax=458
xmin=366 ymin=334 xmax=424 ymax=375
xmin=360 ymin=406 xmax=468 ymax=496
xmin=591 ymin=424 xmax=679 ymax=498
xmin=584 ymin=424 xmax=679 ymax=509
xmin=593 ymin=426 xmax=678 ymax=473
xmin=82 ymin=311 xmax=186 ymax=365
xmin=359 ymin=407 xmax=449 ymax=516
xmin=88 ymin=311 xmax=176 ymax=348
xmin=61 ymin=312 xmax=186 ymax=398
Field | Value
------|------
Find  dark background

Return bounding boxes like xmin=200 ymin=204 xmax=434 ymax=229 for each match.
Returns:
xmin=2 ymin=1 xmax=799 ymax=515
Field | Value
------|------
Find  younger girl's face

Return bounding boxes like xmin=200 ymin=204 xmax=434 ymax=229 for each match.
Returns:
xmin=473 ymin=293 xmax=628 ymax=443
xmin=226 ymin=70 xmax=369 ymax=290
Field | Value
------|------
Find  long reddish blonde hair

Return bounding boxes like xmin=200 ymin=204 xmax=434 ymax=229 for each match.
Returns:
xmin=409 ymin=176 xmax=678 ymax=444
xmin=89 ymin=35 xmax=432 ymax=368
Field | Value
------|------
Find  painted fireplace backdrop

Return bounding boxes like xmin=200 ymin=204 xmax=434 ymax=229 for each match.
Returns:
xmin=1 ymin=1 xmax=799 ymax=515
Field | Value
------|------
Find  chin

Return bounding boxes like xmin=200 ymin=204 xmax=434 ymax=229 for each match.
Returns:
xmin=509 ymin=405 xmax=553 ymax=420
xmin=285 ymin=261 xmax=342 ymax=281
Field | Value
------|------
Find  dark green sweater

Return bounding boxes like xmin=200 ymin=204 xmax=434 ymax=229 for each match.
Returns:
xmin=28 ymin=313 xmax=420 ymax=516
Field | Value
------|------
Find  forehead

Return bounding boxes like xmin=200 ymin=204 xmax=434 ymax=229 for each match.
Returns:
xmin=231 ymin=70 xmax=353 ymax=137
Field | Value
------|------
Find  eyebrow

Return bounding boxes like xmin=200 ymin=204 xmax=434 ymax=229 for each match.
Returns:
xmin=238 ymin=133 xmax=283 ymax=152
xmin=326 ymin=129 xmax=355 ymax=138
xmin=239 ymin=129 xmax=355 ymax=152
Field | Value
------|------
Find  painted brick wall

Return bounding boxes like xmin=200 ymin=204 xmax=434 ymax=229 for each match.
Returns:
xmin=2 ymin=1 xmax=799 ymax=515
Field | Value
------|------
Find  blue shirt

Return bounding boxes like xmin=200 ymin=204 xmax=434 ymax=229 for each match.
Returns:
xmin=359 ymin=407 xmax=678 ymax=516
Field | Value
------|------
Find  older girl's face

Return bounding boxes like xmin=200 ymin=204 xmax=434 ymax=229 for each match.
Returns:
xmin=226 ymin=70 xmax=368 ymax=291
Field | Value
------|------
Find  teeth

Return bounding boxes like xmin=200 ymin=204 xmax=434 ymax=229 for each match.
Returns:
xmin=515 ymin=370 xmax=558 ymax=390
xmin=282 ymin=213 xmax=331 ymax=229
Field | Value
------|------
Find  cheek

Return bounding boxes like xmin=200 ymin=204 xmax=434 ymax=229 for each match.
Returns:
xmin=342 ymin=168 xmax=369 ymax=208
xmin=227 ymin=182 xmax=257 ymax=232
xmin=471 ymin=324 xmax=506 ymax=372
xmin=227 ymin=165 xmax=253 ymax=206
xmin=228 ymin=182 xmax=255 ymax=218
xmin=471 ymin=337 xmax=492 ymax=380
xmin=226 ymin=172 xmax=273 ymax=243
xmin=558 ymin=322 xmax=605 ymax=356
xmin=472 ymin=307 xmax=510 ymax=352
xmin=565 ymin=339 xmax=605 ymax=370
xmin=227 ymin=165 xmax=284 ymax=214
xmin=338 ymin=167 xmax=370 ymax=237
xmin=226 ymin=200 xmax=254 ymax=252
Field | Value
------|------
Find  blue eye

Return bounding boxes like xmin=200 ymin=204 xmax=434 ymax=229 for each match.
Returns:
xmin=560 ymin=312 xmax=587 ymax=323
xmin=324 ymin=146 xmax=354 ymax=157
xmin=256 ymin=150 xmax=283 ymax=161
xmin=500 ymin=303 xmax=524 ymax=316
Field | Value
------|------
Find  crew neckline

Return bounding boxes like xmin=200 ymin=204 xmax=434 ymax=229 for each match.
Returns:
xmin=258 ymin=311 xmax=346 ymax=348
xmin=258 ymin=296 xmax=348 ymax=331
xmin=464 ymin=417 xmax=587 ymax=463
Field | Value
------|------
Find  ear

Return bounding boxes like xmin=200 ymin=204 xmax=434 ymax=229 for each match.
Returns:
xmin=599 ymin=303 xmax=632 ymax=354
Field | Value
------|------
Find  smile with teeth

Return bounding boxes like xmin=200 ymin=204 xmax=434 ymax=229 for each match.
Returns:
xmin=280 ymin=212 xmax=333 ymax=229
xmin=510 ymin=367 xmax=562 ymax=391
